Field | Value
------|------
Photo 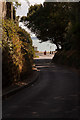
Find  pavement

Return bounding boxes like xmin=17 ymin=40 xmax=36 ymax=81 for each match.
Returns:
xmin=2 ymin=66 xmax=39 ymax=100
xmin=2 ymin=55 xmax=80 ymax=119
xmin=35 ymin=52 xmax=55 ymax=59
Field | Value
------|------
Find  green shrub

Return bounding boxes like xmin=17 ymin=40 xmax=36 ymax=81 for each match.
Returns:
xmin=2 ymin=19 xmax=35 ymax=88
xmin=53 ymin=50 xmax=80 ymax=69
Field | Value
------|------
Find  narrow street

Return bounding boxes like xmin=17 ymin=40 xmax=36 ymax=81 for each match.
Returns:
xmin=3 ymin=55 xmax=80 ymax=119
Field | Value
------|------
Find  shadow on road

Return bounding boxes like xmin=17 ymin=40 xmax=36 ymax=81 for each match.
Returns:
xmin=2 ymin=57 xmax=80 ymax=119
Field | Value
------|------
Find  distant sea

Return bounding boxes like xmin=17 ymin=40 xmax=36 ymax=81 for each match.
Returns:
xmin=32 ymin=37 xmax=57 ymax=52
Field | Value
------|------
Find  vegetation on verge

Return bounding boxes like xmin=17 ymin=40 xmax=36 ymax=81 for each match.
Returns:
xmin=53 ymin=3 xmax=80 ymax=68
xmin=2 ymin=19 xmax=35 ymax=88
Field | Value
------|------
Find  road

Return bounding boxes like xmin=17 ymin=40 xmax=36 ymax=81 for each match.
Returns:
xmin=2 ymin=55 xmax=80 ymax=119
xmin=35 ymin=52 xmax=55 ymax=59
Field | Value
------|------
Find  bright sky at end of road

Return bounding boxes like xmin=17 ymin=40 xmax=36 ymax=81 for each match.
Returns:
xmin=19 ymin=22 xmax=57 ymax=52
xmin=32 ymin=39 xmax=57 ymax=52
xmin=16 ymin=0 xmax=57 ymax=52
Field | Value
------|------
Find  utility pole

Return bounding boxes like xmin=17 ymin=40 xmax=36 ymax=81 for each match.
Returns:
xmin=11 ymin=2 xmax=13 ymax=20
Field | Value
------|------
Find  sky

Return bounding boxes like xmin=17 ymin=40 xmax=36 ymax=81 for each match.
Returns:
xmin=16 ymin=0 xmax=45 ymax=17
xmin=16 ymin=0 xmax=57 ymax=52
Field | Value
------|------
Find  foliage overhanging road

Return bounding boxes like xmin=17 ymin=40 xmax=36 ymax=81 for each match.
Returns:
xmin=3 ymin=56 xmax=80 ymax=119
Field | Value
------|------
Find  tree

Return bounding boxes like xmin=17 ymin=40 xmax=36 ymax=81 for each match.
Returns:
xmin=20 ymin=3 xmax=69 ymax=50
xmin=64 ymin=2 xmax=80 ymax=51
xmin=6 ymin=2 xmax=21 ymax=20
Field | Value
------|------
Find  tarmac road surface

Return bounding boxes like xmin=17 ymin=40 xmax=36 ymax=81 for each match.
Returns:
xmin=2 ymin=56 xmax=80 ymax=119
